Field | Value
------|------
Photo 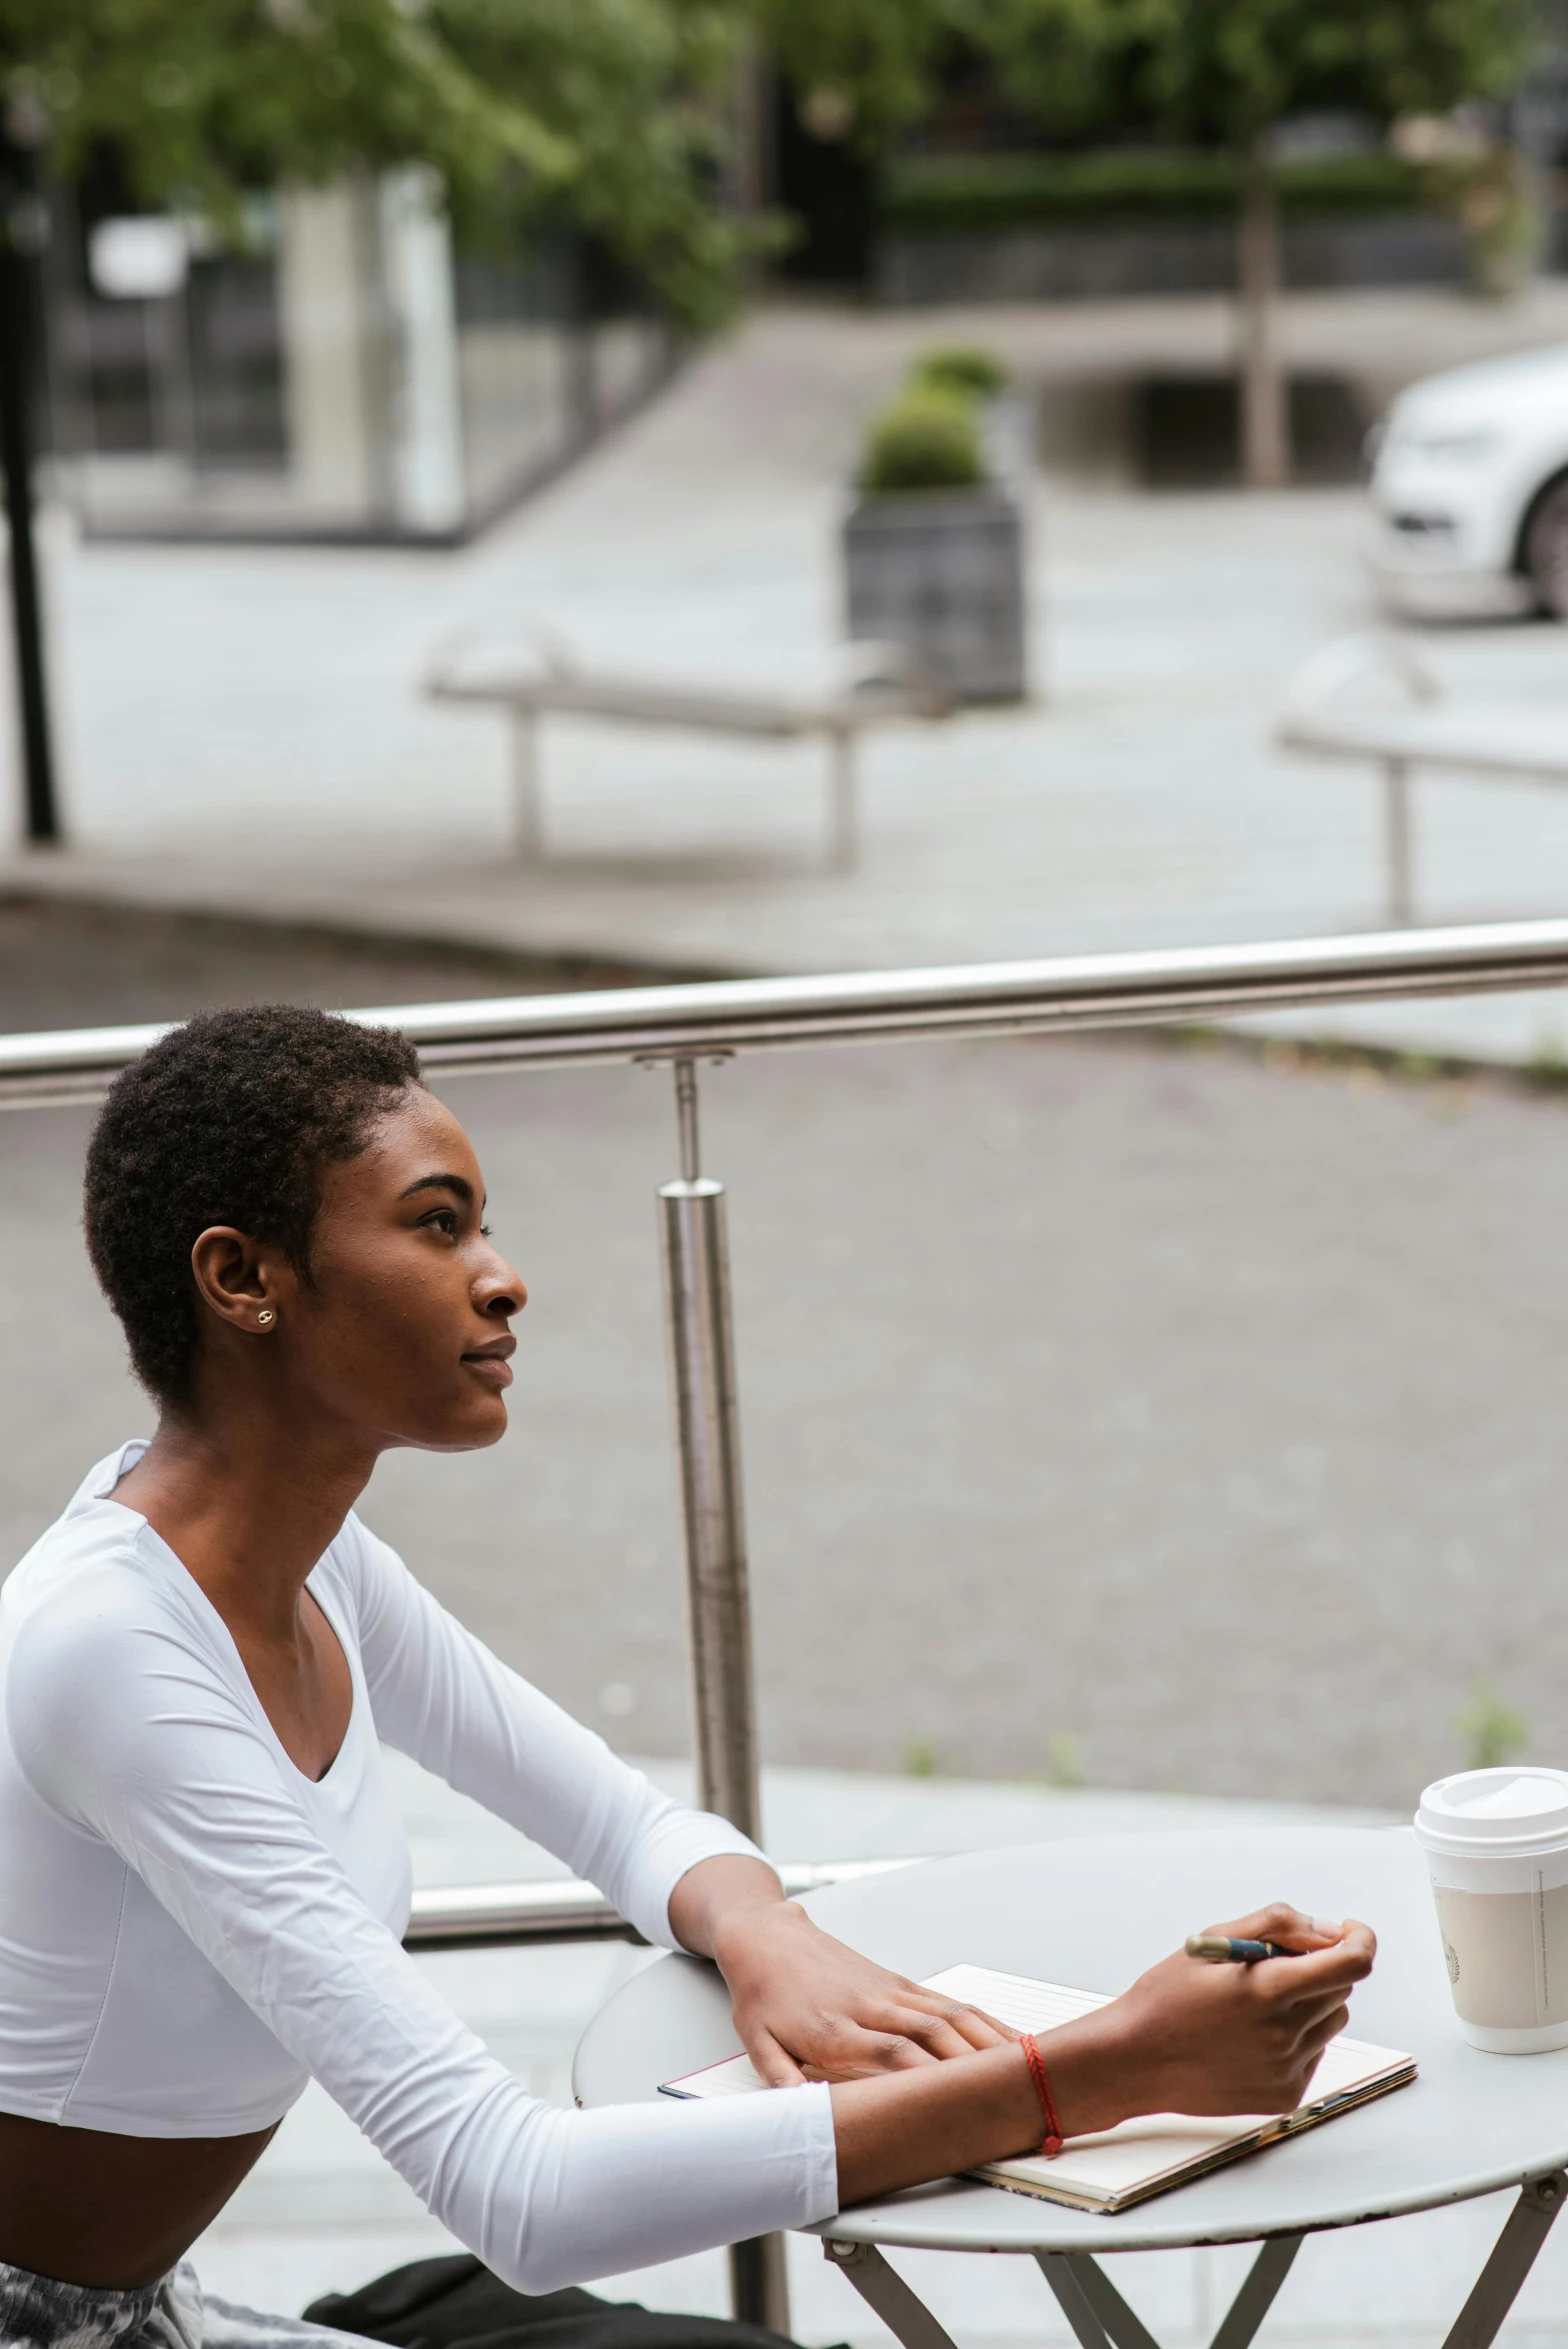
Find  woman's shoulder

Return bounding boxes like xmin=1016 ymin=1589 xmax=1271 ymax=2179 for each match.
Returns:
xmin=3 ymin=1442 xmax=164 ymax=1623
xmin=0 ymin=1444 xmax=248 ymax=1730
xmin=1 ymin=1486 xmax=239 ymax=1804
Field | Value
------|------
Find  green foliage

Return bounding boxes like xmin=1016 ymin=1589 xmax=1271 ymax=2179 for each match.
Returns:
xmin=885 ymin=147 xmax=1427 ymax=230
xmin=1456 ymin=1682 xmax=1531 ymax=1771
xmin=859 ymin=386 xmax=986 ymax=494
xmin=749 ymin=0 xmax=953 ymax=150
xmin=747 ymin=0 xmax=1537 ymax=164
xmin=912 ymin=343 xmax=1010 ymax=397
xmin=978 ymin=0 xmax=1536 ymax=149
xmin=903 ymin=1735 xmax=942 ymax=1776
xmin=1043 ymin=1728 xmax=1084 ymax=1788
xmin=2 ymin=0 xmax=754 ymax=329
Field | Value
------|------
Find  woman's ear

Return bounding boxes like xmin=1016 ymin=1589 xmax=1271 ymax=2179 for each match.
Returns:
xmin=190 ymin=1226 xmax=289 ymax=1337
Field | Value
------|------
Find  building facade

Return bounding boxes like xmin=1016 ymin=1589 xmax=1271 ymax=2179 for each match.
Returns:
xmin=47 ymin=172 xmax=673 ymax=543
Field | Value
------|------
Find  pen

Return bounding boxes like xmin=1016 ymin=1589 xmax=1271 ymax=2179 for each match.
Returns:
xmin=1185 ymin=1933 xmax=1301 ymax=1964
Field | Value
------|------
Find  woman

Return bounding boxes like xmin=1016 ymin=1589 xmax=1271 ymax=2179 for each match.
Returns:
xmin=0 ymin=1006 xmax=1373 ymax=2349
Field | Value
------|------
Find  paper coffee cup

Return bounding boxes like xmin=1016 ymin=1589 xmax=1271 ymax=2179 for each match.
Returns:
xmin=1415 ymin=1767 xmax=1568 ymax=2052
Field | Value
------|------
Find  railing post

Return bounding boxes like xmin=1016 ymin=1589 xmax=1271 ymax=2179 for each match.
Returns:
xmin=657 ymin=1054 xmax=788 ymax=2336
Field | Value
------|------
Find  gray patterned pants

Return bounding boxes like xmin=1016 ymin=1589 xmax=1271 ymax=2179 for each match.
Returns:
xmin=0 ymin=2260 xmax=365 ymax=2349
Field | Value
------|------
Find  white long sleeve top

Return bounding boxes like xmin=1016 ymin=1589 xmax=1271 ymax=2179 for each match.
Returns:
xmin=0 ymin=1443 xmax=839 ymax=2291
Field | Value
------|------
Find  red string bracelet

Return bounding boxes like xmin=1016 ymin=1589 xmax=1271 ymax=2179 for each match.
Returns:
xmin=1019 ymin=2032 xmax=1064 ymax=2157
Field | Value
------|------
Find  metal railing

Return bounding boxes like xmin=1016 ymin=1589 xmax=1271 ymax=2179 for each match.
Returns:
xmin=13 ymin=913 xmax=1568 ymax=2328
xmin=6 ymin=916 xmax=1568 ymax=1108
xmin=403 ymin=1860 xmax=919 ymax=1951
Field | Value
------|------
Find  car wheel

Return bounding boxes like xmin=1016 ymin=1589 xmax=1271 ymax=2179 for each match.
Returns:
xmin=1524 ymin=474 xmax=1568 ymax=617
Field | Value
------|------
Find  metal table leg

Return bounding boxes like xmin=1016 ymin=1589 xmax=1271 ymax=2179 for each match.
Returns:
xmin=1035 ymin=2254 xmax=1129 ymax=2349
xmin=823 ymin=2240 xmax=961 ymax=2349
xmin=1208 ymin=2236 xmax=1302 ymax=2349
xmin=1440 ymin=2171 xmax=1566 ymax=2349
xmin=1037 ymin=2236 xmax=1299 ymax=2349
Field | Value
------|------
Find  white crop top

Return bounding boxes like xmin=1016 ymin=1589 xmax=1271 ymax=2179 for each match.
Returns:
xmin=0 ymin=1444 xmax=839 ymax=2291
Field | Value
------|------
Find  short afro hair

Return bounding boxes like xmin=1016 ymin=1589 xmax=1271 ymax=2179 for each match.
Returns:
xmin=84 ymin=1004 xmax=423 ymax=1405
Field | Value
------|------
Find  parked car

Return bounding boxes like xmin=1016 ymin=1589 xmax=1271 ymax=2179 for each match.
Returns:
xmin=1366 ymin=343 xmax=1568 ymax=620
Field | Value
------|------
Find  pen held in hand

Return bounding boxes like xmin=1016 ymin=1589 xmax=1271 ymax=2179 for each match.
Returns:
xmin=1185 ymin=1933 xmax=1302 ymax=1964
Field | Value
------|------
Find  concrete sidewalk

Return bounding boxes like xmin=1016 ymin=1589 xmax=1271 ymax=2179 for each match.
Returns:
xmin=10 ymin=292 xmax=1568 ymax=1065
xmin=190 ymin=1756 xmax=1566 ymax=2349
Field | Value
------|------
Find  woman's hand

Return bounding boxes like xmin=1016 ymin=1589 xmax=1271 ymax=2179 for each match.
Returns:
xmin=716 ymin=1900 xmax=1013 ymax=2085
xmin=1047 ymin=1903 xmax=1377 ymax=2134
xmin=667 ymin=1855 xmax=1010 ymax=2086
xmin=1113 ymin=1903 xmax=1376 ymax=2117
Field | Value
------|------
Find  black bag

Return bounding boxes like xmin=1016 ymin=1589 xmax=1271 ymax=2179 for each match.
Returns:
xmin=305 ymin=2255 xmax=820 ymax=2349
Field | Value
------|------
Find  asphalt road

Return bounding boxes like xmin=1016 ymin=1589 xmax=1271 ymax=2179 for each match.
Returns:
xmin=5 ymin=900 xmax=1566 ymax=1811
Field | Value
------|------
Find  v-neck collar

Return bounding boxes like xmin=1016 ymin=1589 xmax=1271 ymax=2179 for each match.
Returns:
xmin=88 ymin=1440 xmax=359 ymax=1789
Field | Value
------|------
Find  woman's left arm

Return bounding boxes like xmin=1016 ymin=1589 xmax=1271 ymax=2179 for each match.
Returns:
xmin=669 ymin=1853 xmax=1013 ymax=2083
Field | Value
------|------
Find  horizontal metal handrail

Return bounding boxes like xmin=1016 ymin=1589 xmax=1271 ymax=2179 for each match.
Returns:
xmin=403 ymin=1858 xmax=919 ymax=1951
xmin=5 ymin=917 xmax=1568 ymax=1106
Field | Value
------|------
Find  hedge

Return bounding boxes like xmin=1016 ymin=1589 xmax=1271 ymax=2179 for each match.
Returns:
xmin=881 ymin=149 xmax=1427 ymax=232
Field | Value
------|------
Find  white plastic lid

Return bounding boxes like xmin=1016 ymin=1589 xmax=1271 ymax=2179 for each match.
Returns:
xmin=1415 ymin=1767 xmax=1568 ymax=1856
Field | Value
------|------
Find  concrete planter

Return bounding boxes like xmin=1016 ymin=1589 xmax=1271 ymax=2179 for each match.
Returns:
xmin=843 ymin=484 xmax=1027 ymax=704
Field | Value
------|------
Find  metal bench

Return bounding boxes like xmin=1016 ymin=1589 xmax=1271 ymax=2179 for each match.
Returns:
xmin=425 ymin=626 xmax=949 ymax=872
xmin=1276 ymin=632 xmax=1568 ymax=926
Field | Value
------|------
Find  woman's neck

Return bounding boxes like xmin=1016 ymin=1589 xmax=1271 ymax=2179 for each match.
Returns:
xmin=112 ymin=1413 xmax=375 ymax=1643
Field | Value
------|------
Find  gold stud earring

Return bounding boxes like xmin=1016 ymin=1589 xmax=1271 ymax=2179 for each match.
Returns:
xmin=256 ymin=1309 xmax=276 ymax=1328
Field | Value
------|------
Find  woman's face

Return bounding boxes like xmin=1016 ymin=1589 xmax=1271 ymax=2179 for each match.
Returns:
xmin=281 ymin=1087 xmax=527 ymax=1455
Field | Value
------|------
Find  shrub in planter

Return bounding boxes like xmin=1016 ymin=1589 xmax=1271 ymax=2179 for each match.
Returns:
xmin=911 ymin=344 xmax=1011 ymax=400
xmin=844 ymin=368 xmax=1027 ymax=705
xmin=858 ymin=387 xmax=986 ymax=493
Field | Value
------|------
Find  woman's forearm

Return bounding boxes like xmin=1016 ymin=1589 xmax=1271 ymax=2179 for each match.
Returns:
xmin=829 ymin=2011 xmax=1133 ymax=2206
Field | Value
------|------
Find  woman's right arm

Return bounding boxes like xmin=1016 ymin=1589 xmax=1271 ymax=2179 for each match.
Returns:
xmin=830 ymin=1906 xmax=1376 ymax=2204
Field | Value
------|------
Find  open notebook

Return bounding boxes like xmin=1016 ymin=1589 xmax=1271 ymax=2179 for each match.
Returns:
xmin=661 ymin=1961 xmax=1416 ymax=2215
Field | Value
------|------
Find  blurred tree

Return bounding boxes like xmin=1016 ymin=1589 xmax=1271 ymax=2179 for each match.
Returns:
xmin=0 ymin=0 xmax=752 ymax=841
xmin=10 ymin=0 xmax=754 ymax=322
xmin=749 ymin=0 xmax=952 ymax=149
xmin=981 ymin=0 xmax=1536 ymax=484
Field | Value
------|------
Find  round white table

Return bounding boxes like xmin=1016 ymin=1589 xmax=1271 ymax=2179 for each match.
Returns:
xmin=573 ymin=1827 xmax=1568 ymax=2349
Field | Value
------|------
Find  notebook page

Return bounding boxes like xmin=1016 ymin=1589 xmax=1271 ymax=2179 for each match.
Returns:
xmin=923 ymin=1963 xmax=1108 ymax=2034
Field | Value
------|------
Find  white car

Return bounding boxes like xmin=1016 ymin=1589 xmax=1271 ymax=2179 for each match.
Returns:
xmin=1366 ymin=342 xmax=1568 ymax=620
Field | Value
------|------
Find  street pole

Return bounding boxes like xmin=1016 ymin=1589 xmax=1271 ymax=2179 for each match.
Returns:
xmin=0 ymin=93 xmax=60 ymax=846
xmin=657 ymin=1054 xmax=791 ymax=2340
